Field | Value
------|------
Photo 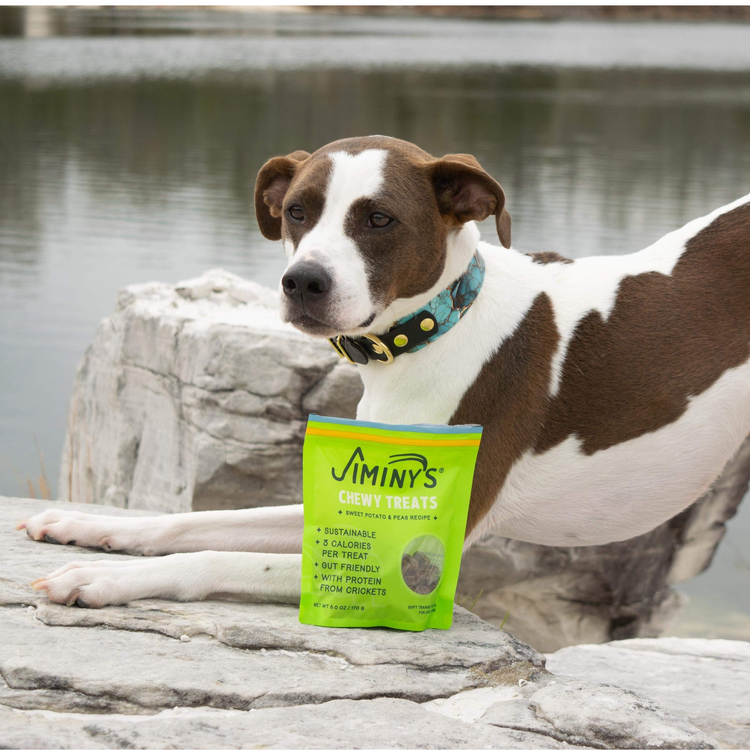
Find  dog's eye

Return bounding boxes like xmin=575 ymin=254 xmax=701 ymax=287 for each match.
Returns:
xmin=288 ymin=205 xmax=304 ymax=222
xmin=368 ymin=213 xmax=392 ymax=229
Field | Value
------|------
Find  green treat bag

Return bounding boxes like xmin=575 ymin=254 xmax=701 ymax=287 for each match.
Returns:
xmin=299 ymin=414 xmax=482 ymax=631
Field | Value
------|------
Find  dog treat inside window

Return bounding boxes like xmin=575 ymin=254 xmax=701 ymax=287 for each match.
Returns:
xmin=402 ymin=536 xmax=444 ymax=595
xmin=299 ymin=415 xmax=482 ymax=631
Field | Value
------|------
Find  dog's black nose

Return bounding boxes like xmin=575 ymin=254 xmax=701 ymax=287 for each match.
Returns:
xmin=282 ymin=262 xmax=332 ymax=300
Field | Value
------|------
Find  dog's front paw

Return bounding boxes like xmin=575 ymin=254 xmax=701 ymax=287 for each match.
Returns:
xmin=18 ymin=509 xmax=116 ymax=549
xmin=31 ymin=559 xmax=154 ymax=608
xmin=16 ymin=509 xmax=155 ymax=554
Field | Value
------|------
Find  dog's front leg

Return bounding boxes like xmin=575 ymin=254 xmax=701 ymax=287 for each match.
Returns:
xmin=16 ymin=504 xmax=304 ymax=555
xmin=31 ymin=551 xmax=301 ymax=608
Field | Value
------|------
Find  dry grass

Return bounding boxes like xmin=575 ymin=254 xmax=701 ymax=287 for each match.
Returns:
xmin=500 ymin=608 xmax=510 ymax=629
xmin=7 ymin=436 xmax=52 ymax=500
xmin=455 ymin=589 xmax=511 ymax=630
xmin=455 ymin=588 xmax=484 ymax=613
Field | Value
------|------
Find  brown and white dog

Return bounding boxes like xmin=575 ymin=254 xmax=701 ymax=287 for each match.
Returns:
xmin=18 ymin=136 xmax=750 ymax=609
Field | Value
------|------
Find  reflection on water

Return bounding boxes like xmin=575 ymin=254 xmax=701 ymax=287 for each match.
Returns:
xmin=1 ymin=14 xmax=749 ymax=638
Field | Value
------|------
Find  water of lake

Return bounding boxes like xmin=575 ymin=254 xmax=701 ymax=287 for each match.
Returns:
xmin=0 ymin=11 xmax=749 ymax=638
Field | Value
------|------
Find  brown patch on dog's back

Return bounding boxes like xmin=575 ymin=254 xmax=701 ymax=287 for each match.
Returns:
xmin=527 ymin=252 xmax=573 ymax=265
xmin=536 ymin=202 xmax=750 ymax=456
xmin=450 ymin=294 xmax=560 ymax=537
xmin=453 ymin=202 xmax=750 ymax=537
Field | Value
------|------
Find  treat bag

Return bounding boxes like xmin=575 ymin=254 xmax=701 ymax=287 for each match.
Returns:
xmin=299 ymin=414 xmax=482 ymax=631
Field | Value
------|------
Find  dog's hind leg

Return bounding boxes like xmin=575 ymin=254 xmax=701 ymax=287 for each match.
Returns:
xmin=16 ymin=504 xmax=303 ymax=556
xmin=31 ymin=550 xmax=301 ymax=608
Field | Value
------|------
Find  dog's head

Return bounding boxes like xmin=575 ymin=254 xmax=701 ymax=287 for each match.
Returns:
xmin=254 ymin=136 xmax=511 ymax=338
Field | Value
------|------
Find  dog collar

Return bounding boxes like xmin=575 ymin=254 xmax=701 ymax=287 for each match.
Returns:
xmin=329 ymin=251 xmax=486 ymax=365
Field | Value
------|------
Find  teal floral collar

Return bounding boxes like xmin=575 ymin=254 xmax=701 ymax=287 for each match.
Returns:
xmin=393 ymin=250 xmax=485 ymax=352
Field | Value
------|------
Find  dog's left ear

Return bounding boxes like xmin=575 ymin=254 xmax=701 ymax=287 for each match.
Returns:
xmin=428 ymin=154 xmax=512 ymax=249
xmin=254 ymin=150 xmax=311 ymax=241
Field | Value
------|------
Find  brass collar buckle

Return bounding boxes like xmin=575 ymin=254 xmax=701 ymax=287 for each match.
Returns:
xmin=362 ymin=334 xmax=394 ymax=364
xmin=328 ymin=336 xmax=348 ymax=360
xmin=329 ymin=334 xmax=394 ymax=365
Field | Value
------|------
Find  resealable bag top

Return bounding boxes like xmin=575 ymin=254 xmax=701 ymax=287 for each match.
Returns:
xmin=299 ymin=414 xmax=482 ymax=631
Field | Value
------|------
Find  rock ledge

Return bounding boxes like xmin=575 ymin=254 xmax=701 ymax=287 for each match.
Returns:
xmin=0 ymin=497 xmax=727 ymax=749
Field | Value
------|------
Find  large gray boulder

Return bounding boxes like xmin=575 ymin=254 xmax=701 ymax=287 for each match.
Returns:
xmin=58 ymin=270 xmax=750 ymax=652
xmin=58 ymin=269 xmax=362 ymax=514
xmin=0 ymin=497 xmax=725 ymax=749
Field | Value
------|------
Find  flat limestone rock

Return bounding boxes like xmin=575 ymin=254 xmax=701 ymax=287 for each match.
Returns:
xmin=427 ymin=674 xmax=716 ymax=750
xmin=0 ymin=498 xmax=541 ymax=672
xmin=0 ymin=497 xmax=721 ymax=749
xmin=0 ymin=700 xmax=564 ymax=750
xmin=547 ymin=638 xmax=750 ymax=748
xmin=1 ymin=605 xmax=494 ymax=712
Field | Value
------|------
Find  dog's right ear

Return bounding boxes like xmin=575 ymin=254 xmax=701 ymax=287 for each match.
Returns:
xmin=254 ymin=150 xmax=311 ymax=241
